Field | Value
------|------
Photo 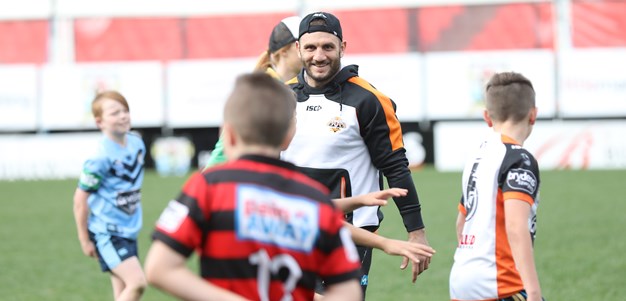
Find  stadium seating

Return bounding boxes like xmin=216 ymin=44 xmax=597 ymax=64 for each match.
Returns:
xmin=466 ymin=3 xmax=554 ymax=50
xmin=2 ymin=2 xmax=626 ymax=64
xmin=572 ymin=1 xmax=626 ymax=47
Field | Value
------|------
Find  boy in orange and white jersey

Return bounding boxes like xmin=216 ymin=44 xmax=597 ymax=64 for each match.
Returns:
xmin=450 ymin=72 xmax=545 ymax=301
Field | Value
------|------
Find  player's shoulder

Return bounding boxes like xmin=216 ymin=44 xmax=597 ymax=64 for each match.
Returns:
xmin=504 ymin=144 xmax=537 ymax=165
xmin=501 ymin=144 xmax=540 ymax=189
xmin=81 ymin=142 xmax=110 ymax=174
xmin=344 ymin=77 xmax=393 ymax=111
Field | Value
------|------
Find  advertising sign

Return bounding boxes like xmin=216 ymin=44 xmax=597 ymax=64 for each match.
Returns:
xmin=434 ymin=121 xmax=626 ymax=171
xmin=424 ymin=50 xmax=556 ymax=119
xmin=0 ymin=65 xmax=38 ymax=131
xmin=166 ymin=58 xmax=255 ymax=127
xmin=559 ymin=48 xmax=626 ymax=118
xmin=344 ymin=53 xmax=424 ymax=121
xmin=40 ymin=62 xmax=164 ymax=129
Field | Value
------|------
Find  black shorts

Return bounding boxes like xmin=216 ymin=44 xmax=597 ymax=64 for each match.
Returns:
xmin=355 ymin=226 xmax=377 ymax=298
xmin=316 ymin=226 xmax=377 ymax=300
xmin=89 ymin=232 xmax=138 ymax=272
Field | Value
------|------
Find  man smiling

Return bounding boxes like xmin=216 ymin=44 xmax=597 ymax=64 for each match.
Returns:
xmin=282 ymin=12 xmax=432 ymax=299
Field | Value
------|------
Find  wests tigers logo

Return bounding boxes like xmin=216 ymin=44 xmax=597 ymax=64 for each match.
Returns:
xmin=327 ymin=117 xmax=346 ymax=133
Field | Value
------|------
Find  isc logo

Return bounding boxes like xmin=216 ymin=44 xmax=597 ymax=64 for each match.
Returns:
xmin=306 ymin=105 xmax=322 ymax=111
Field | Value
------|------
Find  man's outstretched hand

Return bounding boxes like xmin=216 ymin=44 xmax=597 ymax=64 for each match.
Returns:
xmin=401 ymin=229 xmax=432 ymax=283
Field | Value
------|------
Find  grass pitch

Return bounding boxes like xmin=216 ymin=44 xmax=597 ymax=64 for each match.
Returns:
xmin=1 ymin=168 xmax=624 ymax=300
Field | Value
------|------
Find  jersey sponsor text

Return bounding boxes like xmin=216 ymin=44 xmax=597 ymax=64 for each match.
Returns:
xmin=507 ymin=168 xmax=537 ymax=194
xmin=236 ymin=184 xmax=319 ymax=252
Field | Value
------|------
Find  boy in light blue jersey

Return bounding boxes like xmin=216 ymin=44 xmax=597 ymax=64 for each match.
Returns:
xmin=73 ymin=90 xmax=147 ymax=301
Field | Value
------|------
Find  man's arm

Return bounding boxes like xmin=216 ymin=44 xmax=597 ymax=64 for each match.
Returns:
xmin=359 ymin=91 xmax=431 ymax=277
xmin=505 ymin=199 xmax=543 ymax=301
xmin=145 ymin=240 xmax=249 ymax=301
xmin=384 ymin=168 xmax=431 ymax=277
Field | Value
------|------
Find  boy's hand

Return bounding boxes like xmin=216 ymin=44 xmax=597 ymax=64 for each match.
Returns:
xmin=335 ymin=188 xmax=407 ymax=213
xmin=80 ymin=239 xmax=97 ymax=258
xmin=381 ymin=237 xmax=435 ymax=265
xmin=363 ymin=188 xmax=407 ymax=207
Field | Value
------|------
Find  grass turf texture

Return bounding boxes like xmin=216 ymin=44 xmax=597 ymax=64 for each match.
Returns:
xmin=1 ymin=168 xmax=624 ymax=300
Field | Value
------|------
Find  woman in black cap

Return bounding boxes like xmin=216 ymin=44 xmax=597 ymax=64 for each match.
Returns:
xmin=254 ymin=16 xmax=303 ymax=82
xmin=205 ymin=16 xmax=303 ymax=168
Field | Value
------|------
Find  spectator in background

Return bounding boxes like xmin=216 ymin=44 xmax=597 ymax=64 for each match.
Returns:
xmin=254 ymin=15 xmax=303 ymax=82
xmin=282 ymin=12 xmax=432 ymax=298
xmin=449 ymin=72 xmax=544 ymax=301
xmin=72 ymin=90 xmax=147 ymax=301
xmin=145 ymin=72 xmax=363 ymax=301
xmin=205 ymin=16 xmax=302 ymax=168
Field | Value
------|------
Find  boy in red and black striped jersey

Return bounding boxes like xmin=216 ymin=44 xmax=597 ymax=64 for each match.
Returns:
xmin=145 ymin=72 xmax=362 ymax=301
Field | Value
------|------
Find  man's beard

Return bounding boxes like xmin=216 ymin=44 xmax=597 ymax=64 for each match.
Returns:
xmin=304 ymin=58 xmax=341 ymax=85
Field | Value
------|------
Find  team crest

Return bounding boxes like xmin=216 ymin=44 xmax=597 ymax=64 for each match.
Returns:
xmin=327 ymin=117 xmax=346 ymax=133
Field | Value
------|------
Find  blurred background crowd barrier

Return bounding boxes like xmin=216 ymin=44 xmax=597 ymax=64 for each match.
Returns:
xmin=1 ymin=0 xmax=625 ymax=179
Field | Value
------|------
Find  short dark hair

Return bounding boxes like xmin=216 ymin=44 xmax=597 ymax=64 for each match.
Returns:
xmin=224 ymin=72 xmax=296 ymax=147
xmin=485 ymin=72 xmax=535 ymax=123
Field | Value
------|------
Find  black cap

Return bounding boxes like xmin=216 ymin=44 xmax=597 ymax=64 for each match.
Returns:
xmin=298 ymin=12 xmax=342 ymax=41
xmin=269 ymin=16 xmax=300 ymax=53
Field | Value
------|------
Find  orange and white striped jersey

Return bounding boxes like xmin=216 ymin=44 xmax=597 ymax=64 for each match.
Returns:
xmin=450 ymin=132 xmax=540 ymax=301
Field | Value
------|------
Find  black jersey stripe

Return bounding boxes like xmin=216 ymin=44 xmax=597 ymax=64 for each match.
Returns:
xmin=199 ymin=257 xmax=318 ymax=290
xmin=206 ymin=211 xmax=234 ymax=231
xmin=176 ymin=192 xmax=208 ymax=230
xmin=114 ymin=165 xmax=144 ymax=185
xmin=107 ymin=149 xmax=145 ymax=185
xmin=203 ymin=169 xmax=331 ymax=206
xmin=152 ymin=230 xmax=194 ymax=257
xmin=121 ymin=149 xmax=144 ymax=171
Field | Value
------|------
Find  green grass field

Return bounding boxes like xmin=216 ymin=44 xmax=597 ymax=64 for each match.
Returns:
xmin=1 ymin=168 xmax=625 ymax=300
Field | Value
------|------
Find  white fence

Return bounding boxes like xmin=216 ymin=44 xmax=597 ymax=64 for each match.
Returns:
xmin=2 ymin=49 xmax=625 ymax=132
xmin=434 ymin=120 xmax=626 ymax=171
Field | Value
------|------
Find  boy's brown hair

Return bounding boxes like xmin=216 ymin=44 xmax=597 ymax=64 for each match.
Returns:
xmin=224 ymin=72 xmax=296 ymax=147
xmin=485 ymin=72 xmax=535 ymax=123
